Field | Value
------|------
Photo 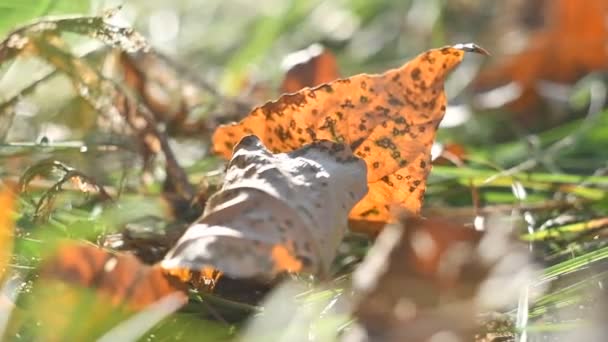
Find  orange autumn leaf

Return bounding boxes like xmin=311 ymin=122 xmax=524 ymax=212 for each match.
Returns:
xmin=280 ymin=44 xmax=340 ymax=93
xmin=41 ymin=243 xmax=187 ymax=310
xmin=28 ymin=243 xmax=187 ymax=341
xmin=213 ymin=44 xmax=485 ymax=234
xmin=0 ymin=185 xmax=16 ymax=282
xmin=475 ymin=0 xmax=608 ymax=113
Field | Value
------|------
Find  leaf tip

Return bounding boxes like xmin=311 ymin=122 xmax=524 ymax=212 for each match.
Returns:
xmin=453 ymin=43 xmax=490 ymax=56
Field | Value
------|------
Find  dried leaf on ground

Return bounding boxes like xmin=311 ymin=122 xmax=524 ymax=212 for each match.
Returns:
xmin=119 ymin=50 xmax=244 ymax=137
xmin=22 ymin=243 xmax=188 ymax=340
xmin=41 ymin=243 xmax=188 ymax=310
xmin=344 ymin=216 xmax=539 ymax=342
xmin=19 ymin=160 xmax=112 ymax=221
xmin=213 ymin=44 xmax=485 ymax=235
xmin=163 ymin=135 xmax=367 ymax=282
xmin=474 ymin=0 xmax=608 ymax=114
xmin=280 ymin=44 xmax=340 ymax=94
xmin=0 ymin=15 xmax=195 ymax=203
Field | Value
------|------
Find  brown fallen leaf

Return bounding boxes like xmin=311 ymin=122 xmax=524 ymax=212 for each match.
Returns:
xmin=213 ymin=44 xmax=486 ymax=235
xmin=280 ymin=44 xmax=340 ymax=94
xmin=17 ymin=243 xmax=188 ymax=341
xmin=344 ymin=216 xmax=539 ymax=342
xmin=474 ymin=0 xmax=608 ymax=115
xmin=162 ymin=135 xmax=367 ymax=282
xmin=41 ymin=243 xmax=188 ymax=310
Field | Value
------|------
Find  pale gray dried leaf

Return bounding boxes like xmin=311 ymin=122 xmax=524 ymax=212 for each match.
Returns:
xmin=162 ymin=135 xmax=367 ymax=281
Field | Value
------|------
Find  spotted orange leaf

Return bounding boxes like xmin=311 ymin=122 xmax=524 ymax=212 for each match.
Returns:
xmin=213 ymin=44 xmax=485 ymax=234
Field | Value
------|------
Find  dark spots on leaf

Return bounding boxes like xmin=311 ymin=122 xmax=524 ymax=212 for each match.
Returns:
xmin=341 ymin=99 xmax=355 ymax=109
xmin=373 ymin=162 xmax=380 ymax=169
xmin=411 ymin=67 xmax=421 ymax=80
xmin=306 ymin=127 xmax=317 ymax=140
xmin=274 ymin=125 xmax=292 ymax=142
xmin=391 ymin=151 xmax=400 ymax=159
xmin=420 ymin=160 xmax=426 ymax=169
xmin=375 ymin=137 xmax=395 ymax=149
xmin=336 ymin=111 xmax=344 ymax=120
xmin=360 ymin=81 xmax=367 ymax=90
xmin=381 ymin=175 xmax=394 ymax=187
xmin=409 ymin=186 xmax=416 ymax=192
xmin=320 ymin=84 xmax=333 ymax=93
xmin=360 ymin=95 xmax=369 ymax=103
xmin=418 ymin=126 xmax=426 ymax=133
xmin=289 ymin=120 xmax=296 ymax=129
xmin=351 ymin=137 xmax=365 ymax=150
xmin=224 ymin=141 xmax=233 ymax=150
xmin=297 ymin=128 xmax=303 ymax=134
xmin=363 ymin=146 xmax=371 ymax=152
xmin=388 ymin=95 xmax=404 ymax=107
xmin=360 ymin=207 xmax=380 ymax=218
xmin=440 ymin=105 xmax=446 ymax=111
xmin=413 ymin=180 xmax=421 ymax=186
xmin=312 ymin=109 xmax=319 ymax=116
xmin=399 ymin=160 xmax=408 ymax=167
xmin=395 ymin=174 xmax=403 ymax=180
xmin=359 ymin=124 xmax=367 ymax=131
